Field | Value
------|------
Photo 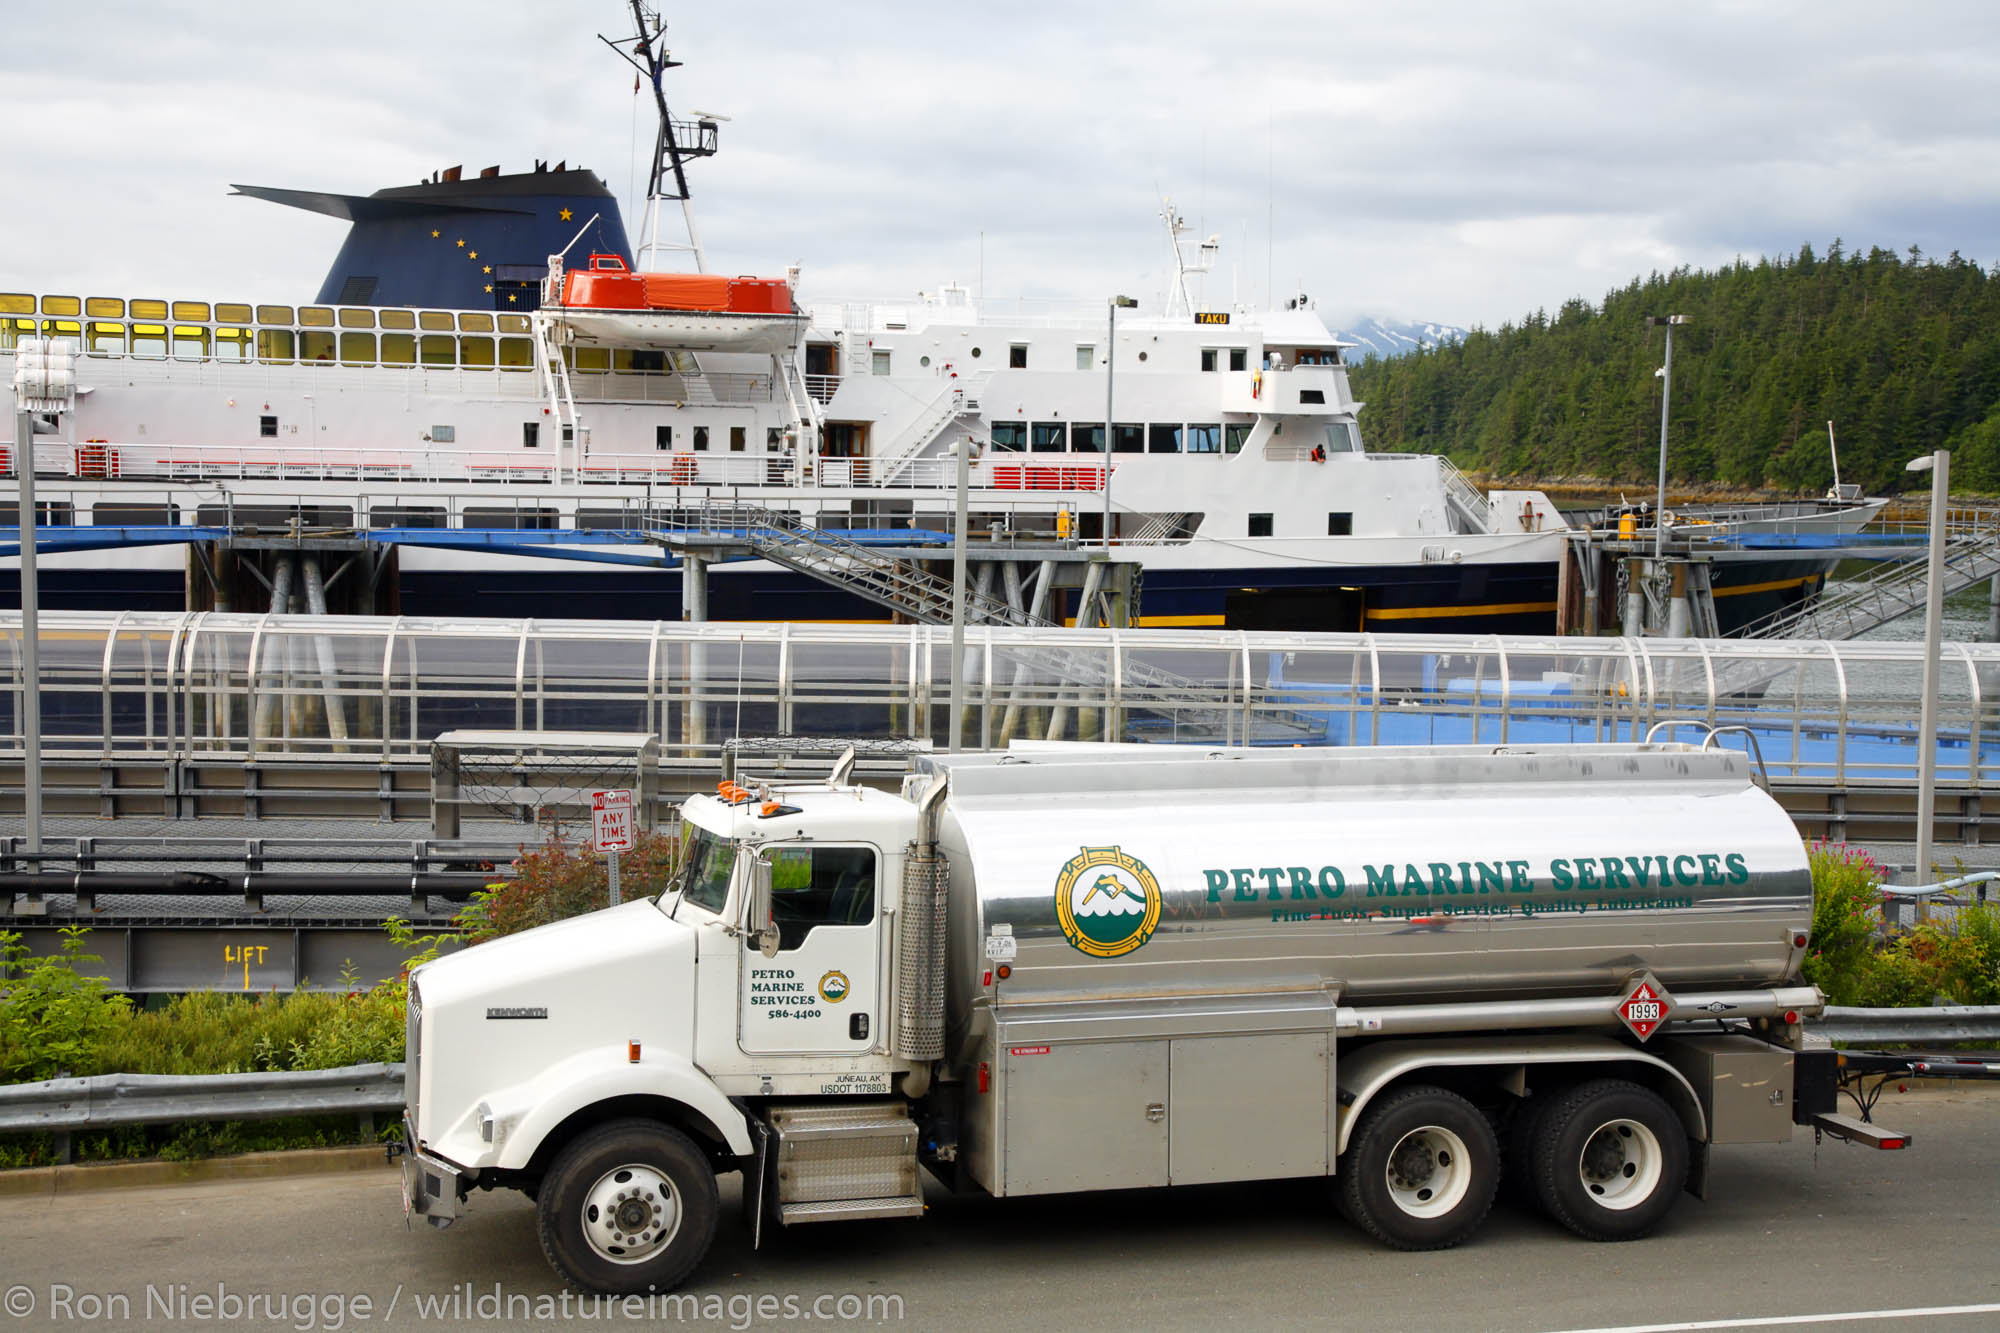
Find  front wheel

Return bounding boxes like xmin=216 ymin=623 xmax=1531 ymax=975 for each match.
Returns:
xmin=1336 ymin=1085 xmax=1500 ymax=1250
xmin=536 ymin=1119 xmax=719 ymax=1295
xmin=1529 ymin=1079 xmax=1688 ymax=1241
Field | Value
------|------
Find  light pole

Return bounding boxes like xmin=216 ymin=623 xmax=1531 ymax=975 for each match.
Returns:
xmin=948 ymin=435 xmax=971 ymax=751
xmin=1907 ymin=449 xmax=1949 ymax=910
xmin=1102 ymin=296 xmax=1136 ymax=548
xmin=1645 ymin=315 xmax=1690 ymax=560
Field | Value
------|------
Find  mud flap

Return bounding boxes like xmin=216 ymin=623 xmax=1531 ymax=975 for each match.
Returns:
xmin=741 ymin=1117 xmax=776 ymax=1249
xmin=1685 ymin=1137 xmax=1709 ymax=1200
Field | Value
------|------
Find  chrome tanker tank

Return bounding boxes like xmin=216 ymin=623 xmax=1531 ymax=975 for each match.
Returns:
xmin=920 ymin=742 xmax=1812 ymax=1025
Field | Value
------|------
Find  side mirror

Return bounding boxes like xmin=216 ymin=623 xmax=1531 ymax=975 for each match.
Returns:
xmin=749 ymin=857 xmax=780 ymax=957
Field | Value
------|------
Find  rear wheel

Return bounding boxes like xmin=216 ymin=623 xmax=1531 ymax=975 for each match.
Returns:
xmin=1530 ymin=1079 xmax=1687 ymax=1241
xmin=536 ymin=1119 xmax=719 ymax=1295
xmin=1337 ymin=1085 xmax=1500 ymax=1250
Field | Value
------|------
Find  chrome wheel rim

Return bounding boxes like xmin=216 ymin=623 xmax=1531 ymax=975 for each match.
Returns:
xmin=1577 ymin=1118 xmax=1663 ymax=1211
xmin=580 ymin=1162 xmax=683 ymax=1264
xmin=1383 ymin=1125 xmax=1473 ymax=1219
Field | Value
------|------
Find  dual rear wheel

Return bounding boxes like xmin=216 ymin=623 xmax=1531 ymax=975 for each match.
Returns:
xmin=1337 ymin=1078 xmax=1687 ymax=1250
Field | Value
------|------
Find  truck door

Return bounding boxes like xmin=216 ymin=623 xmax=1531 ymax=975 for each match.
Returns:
xmin=739 ymin=843 xmax=880 ymax=1056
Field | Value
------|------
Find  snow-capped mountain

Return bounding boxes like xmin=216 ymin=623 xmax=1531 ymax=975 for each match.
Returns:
xmin=1334 ymin=317 xmax=1467 ymax=360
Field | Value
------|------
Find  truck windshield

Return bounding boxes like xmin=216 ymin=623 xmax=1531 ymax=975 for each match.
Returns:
xmin=679 ymin=828 xmax=737 ymax=915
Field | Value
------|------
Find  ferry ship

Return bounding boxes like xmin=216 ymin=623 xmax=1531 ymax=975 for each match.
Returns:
xmin=0 ymin=5 xmax=1876 ymax=635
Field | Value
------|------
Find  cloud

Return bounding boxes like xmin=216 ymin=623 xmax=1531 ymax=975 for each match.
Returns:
xmin=4 ymin=1 xmax=1997 ymax=329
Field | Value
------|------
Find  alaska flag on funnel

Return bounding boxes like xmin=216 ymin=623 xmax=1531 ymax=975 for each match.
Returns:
xmin=232 ymin=166 xmax=632 ymax=310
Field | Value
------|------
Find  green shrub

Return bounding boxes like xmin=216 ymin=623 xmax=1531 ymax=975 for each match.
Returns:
xmin=0 ymin=927 xmax=131 ymax=1081
xmin=1801 ymin=841 xmax=1886 ymax=1005
xmin=456 ymin=828 xmax=679 ymax=943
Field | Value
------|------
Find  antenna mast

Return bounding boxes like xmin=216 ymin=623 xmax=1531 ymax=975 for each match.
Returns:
xmin=601 ymin=2 xmax=720 ymax=272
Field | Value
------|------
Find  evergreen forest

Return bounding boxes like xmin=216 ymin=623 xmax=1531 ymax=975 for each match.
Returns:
xmin=1347 ymin=243 xmax=2000 ymax=494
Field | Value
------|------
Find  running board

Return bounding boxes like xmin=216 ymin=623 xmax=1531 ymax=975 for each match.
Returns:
xmin=1811 ymin=1112 xmax=1911 ymax=1149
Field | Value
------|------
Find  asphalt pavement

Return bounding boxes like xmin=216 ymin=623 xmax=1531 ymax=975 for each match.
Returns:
xmin=1 ymin=1084 xmax=1996 ymax=1332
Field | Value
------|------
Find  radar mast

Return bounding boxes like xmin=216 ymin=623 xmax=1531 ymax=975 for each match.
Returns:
xmin=601 ymin=2 xmax=720 ymax=272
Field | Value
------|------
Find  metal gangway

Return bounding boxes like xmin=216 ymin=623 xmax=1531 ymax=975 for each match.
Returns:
xmin=1729 ymin=503 xmax=2000 ymax=641
xmin=649 ymin=502 xmax=1048 ymax=627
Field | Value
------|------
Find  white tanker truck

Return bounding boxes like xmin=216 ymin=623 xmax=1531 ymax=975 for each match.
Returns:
xmin=398 ymin=740 xmax=1907 ymax=1294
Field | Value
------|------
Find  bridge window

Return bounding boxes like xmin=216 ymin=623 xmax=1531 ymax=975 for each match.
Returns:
xmin=498 ymin=336 xmax=533 ymax=368
xmin=257 ymin=304 xmax=294 ymax=325
xmin=419 ymin=335 xmax=456 ymax=366
xmin=130 ymin=323 xmax=167 ymax=358
xmin=1186 ymin=424 xmax=1221 ymax=454
xmin=991 ymin=421 xmax=1026 ymax=452
xmin=379 ymin=309 xmax=416 ymax=330
xmin=573 ymin=347 xmax=610 ymax=372
xmin=460 ymin=337 xmax=495 ymax=368
xmin=1229 ymin=348 xmax=1247 ymax=371
xmin=1299 ymin=388 xmax=1326 ymax=404
xmin=299 ymin=306 xmax=334 ymax=328
xmin=337 ymin=307 xmax=374 ymax=329
xmin=172 ymin=325 xmax=210 ymax=360
xmin=86 ymin=297 xmax=124 ymax=318
xmin=418 ymin=311 xmax=455 ymax=331
xmin=42 ymin=295 xmax=82 ymax=317
xmin=1147 ymin=424 xmax=1181 ymax=454
xmin=1070 ymin=422 xmax=1104 ymax=453
xmin=1032 ymin=422 xmax=1066 ymax=453
xmin=339 ymin=332 xmax=376 ymax=364
xmin=131 ymin=299 xmax=168 ymax=320
xmin=87 ymin=322 xmax=125 ymax=354
xmin=612 ymin=348 xmax=664 ymax=373
xmin=216 ymin=326 xmax=252 ymax=360
xmin=1009 ymin=344 xmax=1027 ymax=369
xmin=1225 ymin=423 xmax=1252 ymax=454
xmin=1200 ymin=349 xmax=1218 ymax=372
xmin=1111 ymin=423 xmax=1144 ymax=453
xmin=1248 ymin=513 xmax=1273 ymax=537
xmin=380 ymin=334 xmax=416 ymax=365
xmin=458 ymin=312 xmax=494 ymax=333
xmin=300 ymin=331 xmax=336 ymax=362
xmin=257 ymin=329 xmax=296 ymax=363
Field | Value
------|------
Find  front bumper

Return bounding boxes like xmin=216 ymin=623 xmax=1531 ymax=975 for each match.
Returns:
xmin=400 ymin=1112 xmax=468 ymax=1228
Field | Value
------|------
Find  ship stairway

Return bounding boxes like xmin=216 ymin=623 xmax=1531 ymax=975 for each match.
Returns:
xmin=778 ymin=357 xmax=822 ymax=442
xmin=648 ymin=503 xmax=1319 ymax=742
xmin=1437 ymin=456 xmax=1493 ymax=535
xmin=1726 ymin=504 xmax=2000 ymax=641
xmin=1128 ymin=512 xmax=1191 ymax=544
xmin=878 ymin=376 xmax=988 ymax=484
xmin=532 ymin=315 xmax=584 ymax=462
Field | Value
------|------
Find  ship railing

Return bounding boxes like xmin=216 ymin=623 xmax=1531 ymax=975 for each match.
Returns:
xmin=1435 ymin=455 xmax=1494 ymax=534
xmin=803 ymin=374 xmax=841 ymax=404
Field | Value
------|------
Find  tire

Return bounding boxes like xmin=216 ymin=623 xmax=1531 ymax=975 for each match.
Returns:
xmin=1529 ymin=1079 xmax=1688 ymax=1242
xmin=1336 ymin=1085 xmax=1500 ymax=1250
xmin=536 ymin=1119 xmax=720 ymax=1295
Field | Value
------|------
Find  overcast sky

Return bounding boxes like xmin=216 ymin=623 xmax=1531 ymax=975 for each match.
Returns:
xmin=5 ymin=1 xmax=1997 ymax=330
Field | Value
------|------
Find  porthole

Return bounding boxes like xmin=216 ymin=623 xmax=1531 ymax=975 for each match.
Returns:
xmin=1138 ymin=351 xmax=1149 ymax=362
xmin=920 ymin=355 xmax=931 ymax=367
xmin=970 ymin=347 xmax=982 ymax=358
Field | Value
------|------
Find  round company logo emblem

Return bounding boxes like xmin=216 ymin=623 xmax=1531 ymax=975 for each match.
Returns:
xmin=818 ymin=970 xmax=851 ymax=1003
xmin=1053 ymin=846 xmax=1163 ymax=959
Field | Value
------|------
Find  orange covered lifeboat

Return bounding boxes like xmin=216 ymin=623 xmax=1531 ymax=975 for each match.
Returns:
xmin=560 ymin=254 xmax=791 ymax=314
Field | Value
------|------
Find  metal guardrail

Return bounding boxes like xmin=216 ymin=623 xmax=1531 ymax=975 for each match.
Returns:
xmin=1812 ymin=1006 xmax=2000 ymax=1044
xmin=3 ymin=1011 xmax=1997 ymax=1145
xmin=0 ymin=1063 xmax=405 ymax=1152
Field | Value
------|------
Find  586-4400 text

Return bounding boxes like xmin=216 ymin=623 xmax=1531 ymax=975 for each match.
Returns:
xmin=764 ymin=1008 xmax=822 ymax=1020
